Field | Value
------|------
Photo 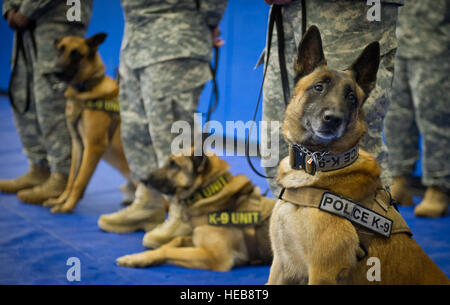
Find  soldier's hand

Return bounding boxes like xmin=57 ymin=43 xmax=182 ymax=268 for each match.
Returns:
xmin=211 ymin=26 xmax=225 ymax=48
xmin=11 ymin=11 xmax=30 ymax=30
xmin=264 ymin=0 xmax=293 ymax=5
xmin=6 ymin=9 xmax=18 ymax=30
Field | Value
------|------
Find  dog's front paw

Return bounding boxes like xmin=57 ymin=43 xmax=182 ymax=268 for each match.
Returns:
xmin=50 ymin=203 xmax=74 ymax=214
xmin=43 ymin=197 xmax=65 ymax=208
xmin=117 ymin=251 xmax=162 ymax=268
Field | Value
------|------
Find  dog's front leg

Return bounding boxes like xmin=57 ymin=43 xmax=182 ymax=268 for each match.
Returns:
xmin=52 ymin=110 xmax=111 ymax=213
xmin=117 ymin=246 xmax=222 ymax=271
xmin=44 ymin=131 xmax=82 ymax=208
xmin=267 ymin=256 xmax=289 ymax=285
xmin=307 ymin=237 xmax=359 ymax=284
xmin=117 ymin=236 xmax=194 ymax=268
xmin=51 ymin=142 xmax=105 ymax=213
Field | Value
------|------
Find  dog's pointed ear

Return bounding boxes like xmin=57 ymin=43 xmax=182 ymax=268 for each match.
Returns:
xmin=348 ymin=41 xmax=380 ymax=96
xmin=294 ymin=25 xmax=327 ymax=81
xmin=86 ymin=33 xmax=107 ymax=50
xmin=192 ymin=153 xmax=208 ymax=173
xmin=54 ymin=37 xmax=62 ymax=48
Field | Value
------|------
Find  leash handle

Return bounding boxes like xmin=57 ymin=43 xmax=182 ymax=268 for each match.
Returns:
xmin=8 ymin=29 xmax=35 ymax=115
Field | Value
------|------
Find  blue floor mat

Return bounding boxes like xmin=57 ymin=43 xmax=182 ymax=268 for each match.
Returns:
xmin=0 ymin=96 xmax=448 ymax=284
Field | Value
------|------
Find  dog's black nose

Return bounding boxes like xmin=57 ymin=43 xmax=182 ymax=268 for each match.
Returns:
xmin=322 ymin=111 xmax=343 ymax=129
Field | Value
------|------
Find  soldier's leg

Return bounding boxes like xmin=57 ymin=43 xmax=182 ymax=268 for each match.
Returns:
xmin=98 ymin=61 xmax=165 ymax=233
xmin=262 ymin=5 xmax=298 ymax=196
xmin=361 ymin=49 xmax=397 ymax=187
xmin=411 ymin=55 xmax=450 ymax=217
xmin=0 ymin=51 xmax=51 ymax=192
xmin=10 ymin=57 xmax=49 ymax=170
xmin=141 ymin=59 xmax=209 ymax=248
xmin=384 ymin=57 xmax=418 ymax=205
xmin=32 ymin=72 xmax=71 ymax=175
xmin=16 ymin=59 xmax=72 ymax=203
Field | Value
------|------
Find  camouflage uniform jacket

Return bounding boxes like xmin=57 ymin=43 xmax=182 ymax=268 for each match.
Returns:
xmin=396 ymin=0 xmax=450 ymax=58
xmin=3 ymin=0 xmax=93 ymax=74
xmin=120 ymin=0 xmax=228 ymax=69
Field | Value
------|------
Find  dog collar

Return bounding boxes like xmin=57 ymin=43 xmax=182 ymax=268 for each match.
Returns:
xmin=289 ymin=144 xmax=359 ymax=175
xmin=181 ymin=174 xmax=229 ymax=206
xmin=74 ymin=75 xmax=105 ymax=92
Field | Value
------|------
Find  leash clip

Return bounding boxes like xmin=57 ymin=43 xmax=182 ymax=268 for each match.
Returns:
xmin=291 ymin=144 xmax=329 ymax=175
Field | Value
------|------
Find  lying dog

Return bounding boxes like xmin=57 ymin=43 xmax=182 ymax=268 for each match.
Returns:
xmin=268 ymin=26 xmax=449 ymax=284
xmin=44 ymin=33 xmax=134 ymax=213
xmin=116 ymin=151 xmax=275 ymax=271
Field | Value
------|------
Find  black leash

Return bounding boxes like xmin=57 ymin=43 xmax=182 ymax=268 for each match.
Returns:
xmin=195 ymin=0 xmax=219 ymax=126
xmin=8 ymin=27 xmax=36 ymax=115
xmin=245 ymin=2 xmax=307 ymax=179
xmin=206 ymin=46 xmax=219 ymax=123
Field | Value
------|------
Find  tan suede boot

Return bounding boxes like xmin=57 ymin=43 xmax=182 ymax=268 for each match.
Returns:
xmin=390 ymin=176 xmax=414 ymax=206
xmin=119 ymin=180 xmax=136 ymax=206
xmin=98 ymin=183 xmax=166 ymax=233
xmin=0 ymin=166 xmax=50 ymax=193
xmin=414 ymin=186 xmax=449 ymax=218
xmin=142 ymin=202 xmax=192 ymax=249
xmin=17 ymin=172 xmax=67 ymax=204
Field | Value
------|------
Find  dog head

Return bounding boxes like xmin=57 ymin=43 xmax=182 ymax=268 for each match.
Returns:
xmin=143 ymin=151 xmax=209 ymax=199
xmin=283 ymin=25 xmax=380 ymax=153
xmin=53 ymin=33 xmax=107 ymax=83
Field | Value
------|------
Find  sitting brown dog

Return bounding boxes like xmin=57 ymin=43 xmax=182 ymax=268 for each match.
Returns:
xmin=116 ymin=150 xmax=275 ymax=271
xmin=43 ymin=33 xmax=134 ymax=213
xmin=268 ymin=26 xmax=449 ymax=284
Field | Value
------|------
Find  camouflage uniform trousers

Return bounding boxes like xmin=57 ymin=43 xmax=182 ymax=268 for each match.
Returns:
xmin=119 ymin=58 xmax=210 ymax=181
xmin=384 ymin=53 xmax=450 ymax=191
xmin=261 ymin=0 xmax=399 ymax=195
xmin=10 ymin=24 xmax=86 ymax=175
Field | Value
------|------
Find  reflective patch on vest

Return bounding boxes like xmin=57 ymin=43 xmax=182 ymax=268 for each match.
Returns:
xmin=319 ymin=192 xmax=393 ymax=237
xmin=207 ymin=211 xmax=261 ymax=226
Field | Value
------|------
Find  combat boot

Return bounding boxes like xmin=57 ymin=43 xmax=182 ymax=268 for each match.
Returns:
xmin=415 ymin=186 xmax=448 ymax=218
xmin=119 ymin=180 xmax=136 ymax=206
xmin=0 ymin=166 xmax=50 ymax=193
xmin=390 ymin=176 xmax=414 ymax=206
xmin=98 ymin=183 xmax=165 ymax=233
xmin=17 ymin=171 xmax=67 ymax=204
xmin=142 ymin=201 xmax=192 ymax=249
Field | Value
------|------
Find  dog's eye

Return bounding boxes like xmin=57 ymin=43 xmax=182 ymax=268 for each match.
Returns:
xmin=313 ymin=83 xmax=324 ymax=92
xmin=70 ymin=49 xmax=82 ymax=61
xmin=59 ymin=46 xmax=65 ymax=53
xmin=169 ymin=160 xmax=177 ymax=168
xmin=348 ymin=92 xmax=357 ymax=105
